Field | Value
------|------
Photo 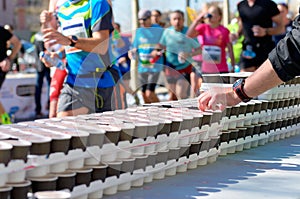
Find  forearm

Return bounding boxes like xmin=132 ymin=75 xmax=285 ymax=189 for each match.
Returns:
xmin=237 ymin=18 xmax=243 ymax=37
xmin=72 ymin=31 xmax=110 ymax=55
xmin=8 ymin=48 xmax=20 ymax=61
xmin=186 ymin=20 xmax=201 ymax=38
xmin=43 ymin=28 xmax=110 ymax=55
xmin=189 ymin=47 xmax=202 ymax=57
xmin=73 ymin=37 xmax=108 ymax=54
xmin=9 ymin=36 xmax=22 ymax=60
xmin=48 ymin=0 xmax=58 ymax=12
xmin=266 ymin=13 xmax=285 ymax=36
xmin=227 ymin=43 xmax=235 ymax=67
xmin=244 ymin=59 xmax=283 ymax=98
xmin=266 ymin=25 xmax=284 ymax=36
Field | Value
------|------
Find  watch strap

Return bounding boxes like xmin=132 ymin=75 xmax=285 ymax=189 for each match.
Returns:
xmin=233 ymin=78 xmax=252 ymax=102
xmin=69 ymin=35 xmax=78 ymax=47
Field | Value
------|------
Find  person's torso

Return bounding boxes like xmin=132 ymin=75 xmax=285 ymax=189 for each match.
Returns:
xmin=133 ymin=25 xmax=164 ymax=73
xmin=57 ymin=0 xmax=116 ymax=88
xmin=197 ymin=24 xmax=230 ymax=73
xmin=161 ymin=26 xmax=199 ymax=70
xmin=238 ymin=0 xmax=279 ymax=45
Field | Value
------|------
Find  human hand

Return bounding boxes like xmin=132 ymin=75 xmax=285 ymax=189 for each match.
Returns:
xmin=252 ymin=25 xmax=267 ymax=37
xmin=40 ymin=51 xmax=52 ymax=68
xmin=40 ymin=10 xmax=53 ymax=26
xmin=197 ymin=87 xmax=241 ymax=111
xmin=0 ymin=58 xmax=11 ymax=72
xmin=40 ymin=51 xmax=60 ymax=68
xmin=195 ymin=12 xmax=206 ymax=23
xmin=42 ymin=28 xmax=71 ymax=47
xmin=150 ymin=49 xmax=163 ymax=58
xmin=117 ymin=57 xmax=127 ymax=64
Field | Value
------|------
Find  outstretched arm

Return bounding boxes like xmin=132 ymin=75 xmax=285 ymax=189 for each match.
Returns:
xmin=198 ymin=59 xmax=283 ymax=111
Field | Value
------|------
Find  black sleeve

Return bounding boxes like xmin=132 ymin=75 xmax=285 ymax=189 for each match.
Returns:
xmin=268 ymin=14 xmax=300 ymax=82
xmin=268 ymin=0 xmax=280 ymax=19
xmin=99 ymin=7 xmax=114 ymax=34
xmin=2 ymin=27 xmax=12 ymax=41
xmin=91 ymin=3 xmax=114 ymax=34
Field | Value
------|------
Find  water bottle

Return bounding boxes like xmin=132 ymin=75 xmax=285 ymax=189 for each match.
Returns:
xmin=234 ymin=65 xmax=240 ymax=73
xmin=43 ymin=11 xmax=63 ymax=52
xmin=242 ymin=45 xmax=256 ymax=59
xmin=39 ymin=51 xmax=65 ymax=70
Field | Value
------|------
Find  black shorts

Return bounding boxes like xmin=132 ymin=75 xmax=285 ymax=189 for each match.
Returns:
xmin=165 ymin=65 xmax=192 ymax=84
xmin=57 ymin=68 xmax=126 ymax=113
xmin=240 ymin=42 xmax=275 ymax=69
xmin=192 ymin=63 xmax=203 ymax=78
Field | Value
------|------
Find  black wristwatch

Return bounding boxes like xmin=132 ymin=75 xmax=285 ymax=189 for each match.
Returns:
xmin=232 ymin=78 xmax=252 ymax=102
xmin=69 ymin=35 xmax=78 ymax=47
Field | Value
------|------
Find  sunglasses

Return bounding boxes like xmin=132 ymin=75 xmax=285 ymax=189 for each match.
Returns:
xmin=205 ymin=13 xmax=213 ymax=19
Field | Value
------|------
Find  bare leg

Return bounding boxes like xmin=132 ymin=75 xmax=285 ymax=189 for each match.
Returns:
xmin=142 ymin=92 xmax=151 ymax=104
xmin=147 ymin=90 xmax=160 ymax=103
xmin=167 ymin=83 xmax=177 ymax=101
xmin=176 ymin=79 xmax=189 ymax=99
xmin=190 ymin=72 xmax=197 ymax=98
xmin=49 ymin=100 xmax=58 ymax=118
xmin=190 ymin=72 xmax=203 ymax=98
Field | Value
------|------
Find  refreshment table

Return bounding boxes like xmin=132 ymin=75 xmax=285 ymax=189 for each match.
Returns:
xmin=0 ymin=74 xmax=299 ymax=199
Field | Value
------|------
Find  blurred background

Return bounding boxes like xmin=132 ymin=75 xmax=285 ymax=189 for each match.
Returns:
xmin=1 ymin=0 xmax=297 ymax=41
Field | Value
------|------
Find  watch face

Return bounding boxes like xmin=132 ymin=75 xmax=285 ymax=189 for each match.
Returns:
xmin=233 ymin=78 xmax=242 ymax=88
xmin=232 ymin=78 xmax=251 ymax=102
xmin=71 ymin=35 xmax=78 ymax=42
xmin=70 ymin=35 xmax=78 ymax=47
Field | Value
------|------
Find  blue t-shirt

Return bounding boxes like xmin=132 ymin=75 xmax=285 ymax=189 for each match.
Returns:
xmin=159 ymin=26 xmax=200 ymax=70
xmin=58 ymin=0 xmax=118 ymax=88
xmin=132 ymin=24 xmax=164 ymax=73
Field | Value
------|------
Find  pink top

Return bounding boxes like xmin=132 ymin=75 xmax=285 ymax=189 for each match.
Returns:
xmin=195 ymin=23 xmax=230 ymax=73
